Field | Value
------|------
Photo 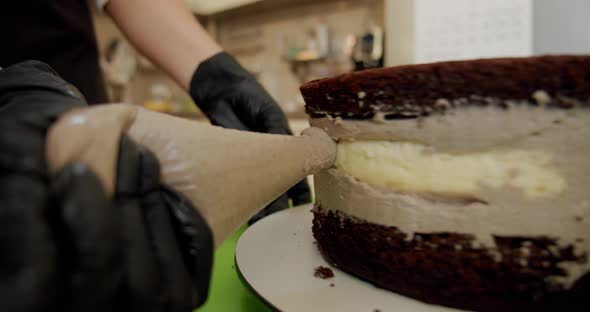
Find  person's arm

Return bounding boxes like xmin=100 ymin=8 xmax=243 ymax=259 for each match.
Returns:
xmin=104 ymin=0 xmax=312 ymax=221
xmin=104 ymin=0 xmax=222 ymax=90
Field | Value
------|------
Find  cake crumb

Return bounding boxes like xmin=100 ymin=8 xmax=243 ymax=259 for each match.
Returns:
xmin=329 ymin=283 xmax=335 ymax=287
xmin=314 ymin=266 xmax=334 ymax=279
xmin=374 ymin=309 xmax=381 ymax=312
xmin=434 ymin=98 xmax=451 ymax=110
xmin=532 ymin=90 xmax=551 ymax=106
xmin=372 ymin=111 xmax=387 ymax=123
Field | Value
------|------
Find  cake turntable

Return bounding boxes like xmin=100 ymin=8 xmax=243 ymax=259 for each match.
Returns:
xmin=235 ymin=204 xmax=462 ymax=312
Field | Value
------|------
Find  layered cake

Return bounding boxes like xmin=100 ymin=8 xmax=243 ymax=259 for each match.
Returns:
xmin=301 ymin=56 xmax=590 ymax=311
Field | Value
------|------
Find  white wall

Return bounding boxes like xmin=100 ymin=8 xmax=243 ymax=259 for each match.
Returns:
xmin=533 ymin=0 xmax=590 ymax=54
xmin=385 ymin=0 xmax=533 ymax=66
xmin=413 ymin=0 xmax=532 ymax=63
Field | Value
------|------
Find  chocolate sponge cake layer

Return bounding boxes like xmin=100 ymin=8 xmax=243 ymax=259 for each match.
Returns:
xmin=306 ymin=55 xmax=590 ymax=310
xmin=313 ymin=208 xmax=590 ymax=312
xmin=301 ymin=55 xmax=590 ymax=118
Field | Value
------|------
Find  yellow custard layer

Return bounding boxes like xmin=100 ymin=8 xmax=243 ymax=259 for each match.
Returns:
xmin=335 ymin=140 xmax=565 ymax=199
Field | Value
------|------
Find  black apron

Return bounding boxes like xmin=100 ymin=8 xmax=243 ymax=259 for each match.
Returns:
xmin=0 ymin=0 xmax=109 ymax=104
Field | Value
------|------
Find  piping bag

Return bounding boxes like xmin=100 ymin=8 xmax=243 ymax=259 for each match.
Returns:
xmin=46 ymin=104 xmax=336 ymax=247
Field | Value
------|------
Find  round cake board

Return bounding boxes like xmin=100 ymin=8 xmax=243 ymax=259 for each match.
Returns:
xmin=235 ymin=204 xmax=465 ymax=312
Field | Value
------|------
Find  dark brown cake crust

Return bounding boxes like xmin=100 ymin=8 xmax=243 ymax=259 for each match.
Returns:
xmin=301 ymin=55 xmax=590 ymax=119
xmin=312 ymin=208 xmax=589 ymax=312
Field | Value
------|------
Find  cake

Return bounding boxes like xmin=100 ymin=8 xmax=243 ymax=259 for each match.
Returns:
xmin=301 ymin=55 xmax=590 ymax=311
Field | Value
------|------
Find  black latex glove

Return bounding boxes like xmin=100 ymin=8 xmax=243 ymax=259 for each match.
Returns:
xmin=189 ymin=52 xmax=312 ymax=223
xmin=111 ymin=136 xmax=213 ymax=312
xmin=0 ymin=61 xmax=213 ymax=312
xmin=0 ymin=61 xmax=91 ymax=311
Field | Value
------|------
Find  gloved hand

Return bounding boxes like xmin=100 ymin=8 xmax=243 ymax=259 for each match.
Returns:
xmin=106 ymin=136 xmax=213 ymax=312
xmin=0 ymin=61 xmax=213 ymax=312
xmin=52 ymin=140 xmax=213 ymax=312
xmin=0 ymin=61 xmax=93 ymax=311
xmin=189 ymin=52 xmax=311 ymax=223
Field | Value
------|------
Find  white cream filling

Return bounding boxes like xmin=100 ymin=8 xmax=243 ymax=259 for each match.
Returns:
xmin=335 ymin=140 xmax=565 ymax=199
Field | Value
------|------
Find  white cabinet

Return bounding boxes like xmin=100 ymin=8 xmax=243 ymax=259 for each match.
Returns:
xmin=384 ymin=0 xmax=533 ymax=66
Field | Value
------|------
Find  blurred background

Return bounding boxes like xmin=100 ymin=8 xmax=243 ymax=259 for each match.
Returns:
xmin=88 ymin=1 xmax=590 ymax=311
xmin=93 ymin=0 xmax=589 ymax=135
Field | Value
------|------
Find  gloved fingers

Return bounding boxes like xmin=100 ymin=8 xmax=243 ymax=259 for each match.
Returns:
xmin=188 ymin=52 xmax=251 ymax=112
xmin=189 ymin=51 xmax=291 ymax=135
xmin=49 ymin=163 xmax=123 ymax=311
xmin=142 ymin=191 xmax=198 ymax=310
xmin=115 ymin=136 xmax=161 ymax=309
xmin=204 ymin=99 xmax=250 ymax=131
xmin=248 ymin=193 xmax=290 ymax=225
xmin=137 ymin=146 xmax=199 ymax=310
xmin=0 ymin=174 xmax=58 ymax=311
xmin=287 ymin=179 xmax=312 ymax=206
xmin=115 ymin=199 xmax=163 ymax=311
xmin=161 ymin=187 xmax=213 ymax=307
xmin=225 ymin=85 xmax=291 ymax=135
xmin=257 ymin=100 xmax=292 ymax=135
xmin=121 ymin=128 xmax=214 ymax=308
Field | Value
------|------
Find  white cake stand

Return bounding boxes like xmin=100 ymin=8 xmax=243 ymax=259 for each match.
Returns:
xmin=235 ymin=204 xmax=465 ymax=312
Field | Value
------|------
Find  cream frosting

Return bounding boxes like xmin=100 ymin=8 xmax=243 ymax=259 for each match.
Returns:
xmin=335 ymin=140 xmax=566 ymax=199
xmin=310 ymin=105 xmax=587 ymax=153
xmin=312 ymin=105 xmax=590 ymax=287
